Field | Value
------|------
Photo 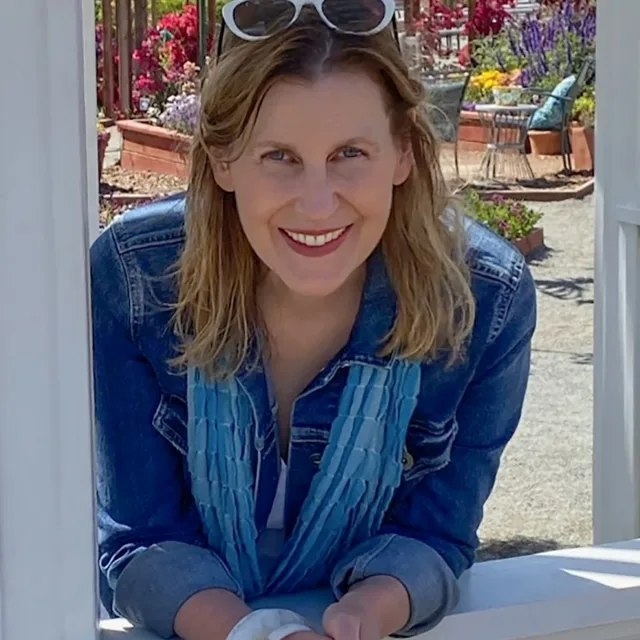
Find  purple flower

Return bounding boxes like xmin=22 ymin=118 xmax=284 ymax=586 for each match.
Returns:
xmin=159 ymin=92 xmax=201 ymax=135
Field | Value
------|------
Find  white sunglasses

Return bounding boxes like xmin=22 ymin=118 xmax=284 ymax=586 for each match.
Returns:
xmin=221 ymin=0 xmax=397 ymax=41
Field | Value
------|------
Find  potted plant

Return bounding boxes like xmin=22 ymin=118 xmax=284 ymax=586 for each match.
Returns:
xmin=459 ymin=69 xmax=524 ymax=150
xmin=97 ymin=121 xmax=111 ymax=181
xmin=570 ymin=91 xmax=595 ymax=172
xmin=464 ymin=189 xmax=544 ymax=257
xmin=118 ymin=61 xmax=200 ymax=178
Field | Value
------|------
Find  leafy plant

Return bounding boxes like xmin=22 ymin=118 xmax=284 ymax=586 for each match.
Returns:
xmin=472 ymin=0 xmax=595 ymax=91
xmin=466 ymin=0 xmax=516 ymax=39
xmin=464 ymin=190 xmax=542 ymax=241
xmin=572 ymin=92 xmax=595 ymax=128
xmin=466 ymin=68 xmax=522 ymax=103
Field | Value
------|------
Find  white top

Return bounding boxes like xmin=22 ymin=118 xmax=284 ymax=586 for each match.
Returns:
xmin=266 ymin=459 xmax=287 ymax=530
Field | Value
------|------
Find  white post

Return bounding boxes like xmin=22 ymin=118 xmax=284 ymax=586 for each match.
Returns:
xmin=593 ymin=0 xmax=640 ymax=543
xmin=0 ymin=0 xmax=99 ymax=639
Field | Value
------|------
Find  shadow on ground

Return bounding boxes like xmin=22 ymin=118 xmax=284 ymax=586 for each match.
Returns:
xmin=477 ymin=536 xmax=564 ymax=561
xmin=534 ymin=276 xmax=593 ymax=304
xmin=526 ymin=244 xmax=556 ymax=264
xmin=532 ymin=347 xmax=593 ymax=365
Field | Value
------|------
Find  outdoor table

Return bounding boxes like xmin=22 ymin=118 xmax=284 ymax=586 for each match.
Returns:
xmin=474 ymin=104 xmax=538 ymax=184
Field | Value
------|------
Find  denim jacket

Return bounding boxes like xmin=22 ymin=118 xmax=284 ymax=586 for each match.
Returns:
xmin=91 ymin=193 xmax=536 ymax=639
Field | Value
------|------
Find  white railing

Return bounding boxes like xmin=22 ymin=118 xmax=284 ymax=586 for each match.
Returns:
xmin=101 ymin=539 xmax=640 ymax=640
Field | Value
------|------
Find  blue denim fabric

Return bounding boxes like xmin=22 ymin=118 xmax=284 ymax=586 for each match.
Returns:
xmin=91 ymin=193 xmax=536 ymax=638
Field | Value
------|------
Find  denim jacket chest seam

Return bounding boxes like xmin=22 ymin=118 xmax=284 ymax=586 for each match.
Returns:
xmin=470 ymin=254 xmax=525 ymax=345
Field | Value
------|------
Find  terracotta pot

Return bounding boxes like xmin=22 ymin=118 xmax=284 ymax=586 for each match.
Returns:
xmin=117 ymin=120 xmax=191 ymax=178
xmin=512 ymin=227 xmax=544 ymax=258
xmin=458 ymin=111 xmax=488 ymax=151
xmin=570 ymin=125 xmax=595 ymax=172
xmin=98 ymin=131 xmax=111 ymax=181
xmin=527 ymin=130 xmax=562 ymax=156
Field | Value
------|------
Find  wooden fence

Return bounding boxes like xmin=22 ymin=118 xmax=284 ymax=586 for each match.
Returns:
xmin=99 ymin=0 xmax=218 ymax=118
xmin=99 ymin=0 xmax=479 ymax=119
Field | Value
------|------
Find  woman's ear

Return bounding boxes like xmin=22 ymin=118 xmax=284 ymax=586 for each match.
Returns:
xmin=211 ymin=159 xmax=235 ymax=192
xmin=393 ymin=137 xmax=414 ymax=186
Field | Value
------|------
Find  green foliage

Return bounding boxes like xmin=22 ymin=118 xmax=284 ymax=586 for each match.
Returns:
xmin=572 ymin=92 xmax=595 ymax=128
xmin=95 ymin=0 xmax=230 ymax=24
xmin=464 ymin=190 xmax=543 ymax=241
xmin=472 ymin=34 xmax=522 ymax=74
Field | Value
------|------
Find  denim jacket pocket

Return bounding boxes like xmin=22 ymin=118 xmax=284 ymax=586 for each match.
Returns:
xmin=152 ymin=394 xmax=188 ymax=455
xmin=402 ymin=418 xmax=458 ymax=483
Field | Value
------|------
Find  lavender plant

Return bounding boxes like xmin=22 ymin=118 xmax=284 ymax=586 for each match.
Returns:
xmin=473 ymin=0 xmax=595 ymax=90
xmin=158 ymin=92 xmax=200 ymax=135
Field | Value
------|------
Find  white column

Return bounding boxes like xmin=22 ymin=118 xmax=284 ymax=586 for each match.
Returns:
xmin=0 ymin=0 xmax=99 ymax=639
xmin=593 ymin=0 xmax=640 ymax=543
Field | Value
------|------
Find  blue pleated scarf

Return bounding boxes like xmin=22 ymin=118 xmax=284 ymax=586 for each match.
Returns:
xmin=187 ymin=360 xmax=421 ymax=599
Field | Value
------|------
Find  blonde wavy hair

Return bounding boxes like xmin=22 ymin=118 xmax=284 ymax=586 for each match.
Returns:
xmin=174 ymin=9 xmax=475 ymax=378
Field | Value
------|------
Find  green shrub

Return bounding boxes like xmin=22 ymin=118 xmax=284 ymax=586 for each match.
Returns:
xmin=464 ymin=190 xmax=542 ymax=241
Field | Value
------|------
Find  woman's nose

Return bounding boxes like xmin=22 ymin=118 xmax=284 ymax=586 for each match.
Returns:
xmin=295 ymin=167 xmax=338 ymax=219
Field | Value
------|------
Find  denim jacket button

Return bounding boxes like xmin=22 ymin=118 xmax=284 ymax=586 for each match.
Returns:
xmin=402 ymin=447 xmax=414 ymax=471
xmin=310 ymin=452 xmax=322 ymax=466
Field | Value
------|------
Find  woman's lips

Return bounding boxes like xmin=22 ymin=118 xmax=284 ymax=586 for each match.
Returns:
xmin=279 ymin=225 xmax=353 ymax=257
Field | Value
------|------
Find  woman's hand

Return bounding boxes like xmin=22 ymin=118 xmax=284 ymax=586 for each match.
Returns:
xmin=284 ymin=632 xmax=331 ymax=640
xmin=322 ymin=576 xmax=411 ymax=640
xmin=322 ymin=601 xmax=381 ymax=640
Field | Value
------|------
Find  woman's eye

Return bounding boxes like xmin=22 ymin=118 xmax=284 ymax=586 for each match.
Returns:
xmin=263 ymin=150 xmax=294 ymax=163
xmin=337 ymin=147 xmax=365 ymax=160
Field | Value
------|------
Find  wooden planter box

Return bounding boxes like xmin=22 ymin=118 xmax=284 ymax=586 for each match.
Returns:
xmin=117 ymin=120 xmax=192 ymax=178
xmin=569 ymin=125 xmax=595 ymax=172
xmin=512 ymin=227 xmax=544 ymax=257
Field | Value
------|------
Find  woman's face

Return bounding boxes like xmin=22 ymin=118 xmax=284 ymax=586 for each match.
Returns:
xmin=213 ymin=69 xmax=412 ymax=298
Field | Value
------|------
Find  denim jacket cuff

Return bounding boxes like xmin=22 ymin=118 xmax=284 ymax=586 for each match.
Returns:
xmin=113 ymin=540 xmax=244 ymax=639
xmin=330 ymin=534 xmax=459 ymax=637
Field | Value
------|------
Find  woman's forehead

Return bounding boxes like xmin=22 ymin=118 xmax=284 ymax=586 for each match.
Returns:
xmin=251 ymin=71 xmax=390 ymax=140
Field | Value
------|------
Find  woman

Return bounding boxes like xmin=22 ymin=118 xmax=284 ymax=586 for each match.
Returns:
xmin=91 ymin=1 xmax=536 ymax=640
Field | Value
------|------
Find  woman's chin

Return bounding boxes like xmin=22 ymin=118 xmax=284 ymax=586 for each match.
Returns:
xmin=277 ymin=272 xmax=353 ymax=299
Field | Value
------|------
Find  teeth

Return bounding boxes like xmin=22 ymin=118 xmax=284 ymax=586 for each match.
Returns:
xmin=283 ymin=227 xmax=347 ymax=247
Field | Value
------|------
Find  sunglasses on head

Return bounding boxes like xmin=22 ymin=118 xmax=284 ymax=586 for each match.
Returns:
xmin=216 ymin=0 xmax=399 ymax=59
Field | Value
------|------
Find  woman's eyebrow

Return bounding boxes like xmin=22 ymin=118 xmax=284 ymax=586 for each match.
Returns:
xmin=252 ymin=137 xmax=380 ymax=152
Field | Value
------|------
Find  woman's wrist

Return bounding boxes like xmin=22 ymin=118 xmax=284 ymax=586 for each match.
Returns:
xmin=174 ymin=588 xmax=251 ymax=640
xmin=225 ymin=608 xmax=314 ymax=640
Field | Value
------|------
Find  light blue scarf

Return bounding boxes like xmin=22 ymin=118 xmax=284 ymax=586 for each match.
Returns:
xmin=187 ymin=359 xmax=421 ymax=599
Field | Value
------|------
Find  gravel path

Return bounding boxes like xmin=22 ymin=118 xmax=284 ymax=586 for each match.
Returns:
xmin=478 ymin=195 xmax=595 ymax=560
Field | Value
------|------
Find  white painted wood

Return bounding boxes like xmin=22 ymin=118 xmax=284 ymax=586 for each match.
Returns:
xmin=100 ymin=539 xmax=640 ymax=640
xmin=82 ymin=0 xmax=101 ymax=243
xmin=0 ymin=0 xmax=99 ymax=639
xmin=593 ymin=0 xmax=640 ymax=544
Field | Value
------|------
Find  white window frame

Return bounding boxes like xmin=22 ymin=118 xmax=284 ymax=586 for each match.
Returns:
xmin=592 ymin=0 xmax=640 ymax=545
xmin=0 ymin=0 xmax=99 ymax=639
xmin=3 ymin=1 xmax=640 ymax=640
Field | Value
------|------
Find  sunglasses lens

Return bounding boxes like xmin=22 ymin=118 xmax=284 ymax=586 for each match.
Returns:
xmin=322 ymin=0 xmax=387 ymax=33
xmin=230 ymin=0 xmax=296 ymax=37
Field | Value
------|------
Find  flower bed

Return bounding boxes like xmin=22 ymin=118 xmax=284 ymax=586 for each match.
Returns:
xmin=117 ymin=60 xmax=200 ymax=178
xmin=464 ymin=189 xmax=544 ymax=257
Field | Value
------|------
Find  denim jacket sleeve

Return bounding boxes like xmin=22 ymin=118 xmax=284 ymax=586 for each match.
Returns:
xmin=331 ymin=258 xmax=536 ymax=636
xmin=91 ymin=226 xmax=243 ymax=639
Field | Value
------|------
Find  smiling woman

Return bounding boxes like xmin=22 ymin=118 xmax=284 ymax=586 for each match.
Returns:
xmin=90 ymin=2 xmax=536 ymax=640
